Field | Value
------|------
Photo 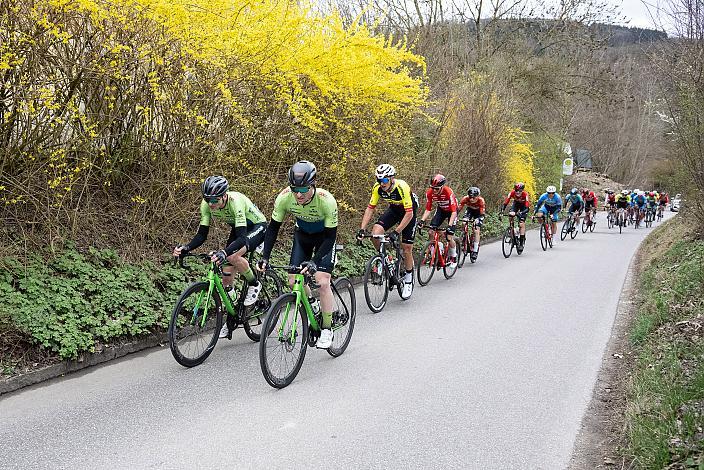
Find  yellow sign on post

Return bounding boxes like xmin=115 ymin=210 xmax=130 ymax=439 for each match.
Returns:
xmin=562 ymin=158 xmax=574 ymax=176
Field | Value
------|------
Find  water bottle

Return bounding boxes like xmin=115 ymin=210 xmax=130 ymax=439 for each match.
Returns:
xmin=438 ymin=241 xmax=445 ymax=256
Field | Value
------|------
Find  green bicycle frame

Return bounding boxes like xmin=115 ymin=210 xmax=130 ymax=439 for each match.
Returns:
xmin=278 ymin=274 xmax=321 ymax=344
xmin=191 ymin=264 xmax=236 ymax=327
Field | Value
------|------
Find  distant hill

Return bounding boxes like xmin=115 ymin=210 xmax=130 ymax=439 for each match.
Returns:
xmin=589 ymin=23 xmax=668 ymax=46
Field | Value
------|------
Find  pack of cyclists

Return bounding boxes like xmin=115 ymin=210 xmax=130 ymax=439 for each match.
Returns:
xmin=174 ymin=162 xmax=670 ymax=349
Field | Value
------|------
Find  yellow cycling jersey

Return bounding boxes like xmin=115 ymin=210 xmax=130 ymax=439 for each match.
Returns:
xmin=368 ymin=179 xmax=414 ymax=212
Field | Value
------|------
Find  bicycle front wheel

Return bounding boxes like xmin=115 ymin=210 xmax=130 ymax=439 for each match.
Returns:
xmin=443 ymin=242 xmax=459 ymax=279
xmin=363 ymin=255 xmax=389 ymax=313
xmin=259 ymin=293 xmax=308 ymax=389
xmin=417 ymin=241 xmax=437 ymax=286
xmin=244 ymin=269 xmax=283 ymax=342
xmin=328 ymin=277 xmax=357 ymax=358
xmin=581 ymin=217 xmax=588 ymax=233
xmin=502 ymin=227 xmax=514 ymax=258
xmin=570 ymin=219 xmax=578 ymax=239
xmin=458 ymin=232 xmax=469 ymax=268
xmin=540 ymin=224 xmax=548 ymax=251
xmin=561 ymin=218 xmax=570 ymax=240
xmin=169 ymin=281 xmax=223 ymax=368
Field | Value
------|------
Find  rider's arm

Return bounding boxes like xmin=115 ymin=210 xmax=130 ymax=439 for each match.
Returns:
xmin=478 ymin=197 xmax=486 ymax=216
xmin=224 ymin=226 xmax=248 ymax=255
xmin=420 ymin=209 xmax=431 ymax=222
xmin=185 ymin=224 xmax=210 ymax=251
xmin=448 ymin=191 xmax=459 ymax=225
xmin=360 ymin=206 xmax=375 ymax=230
xmin=261 ymin=220 xmax=281 ymax=260
xmin=396 ymin=211 xmax=414 ymax=233
xmin=534 ymin=194 xmax=545 ymax=214
xmin=502 ymin=191 xmax=514 ymax=211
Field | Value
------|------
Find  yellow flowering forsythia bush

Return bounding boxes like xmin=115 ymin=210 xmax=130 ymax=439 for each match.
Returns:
xmin=0 ymin=0 xmax=427 ymax=253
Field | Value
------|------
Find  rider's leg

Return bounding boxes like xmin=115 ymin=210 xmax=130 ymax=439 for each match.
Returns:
xmin=371 ymin=223 xmax=385 ymax=250
xmin=315 ymin=271 xmax=333 ymax=328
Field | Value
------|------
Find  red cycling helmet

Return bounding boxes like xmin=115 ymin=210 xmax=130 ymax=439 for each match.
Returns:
xmin=430 ymin=174 xmax=446 ymax=189
xmin=514 ymin=182 xmax=525 ymax=192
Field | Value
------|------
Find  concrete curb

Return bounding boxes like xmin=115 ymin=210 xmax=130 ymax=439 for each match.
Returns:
xmin=0 ymin=232 xmax=505 ymax=396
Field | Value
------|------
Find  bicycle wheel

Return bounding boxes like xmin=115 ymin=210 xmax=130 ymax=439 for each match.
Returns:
xmin=502 ymin=227 xmax=514 ymax=258
xmin=328 ymin=278 xmax=356 ymax=358
xmin=363 ymin=255 xmax=388 ymax=313
xmin=607 ymin=213 xmax=613 ymax=229
xmin=540 ymin=224 xmax=548 ymax=251
xmin=443 ymin=241 xmax=459 ymax=279
xmin=244 ymin=269 xmax=283 ymax=342
xmin=619 ymin=215 xmax=623 ymax=233
xmin=561 ymin=218 xmax=570 ymax=240
xmin=169 ymin=281 xmax=223 ymax=368
xmin=416 ymin=241 xmax=437 ymax=286
xmin=570 ymin=219 xmax=578 ymax=239
xmin=581 ymin=217 xmax=588 ymax=233
xmin=259 ymin=293 xmax=308 ymax=389
xmin=458 ymin=231 xmax=469 ymax=268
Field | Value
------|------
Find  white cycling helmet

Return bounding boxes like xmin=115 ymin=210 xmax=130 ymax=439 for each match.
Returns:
xmin=621 ymin=189 xmax=629 ymax=195
xmin=375 ymin=164 xmax=396 ymax=180
xmin=546 ymin=185 xmax=557 ymax=193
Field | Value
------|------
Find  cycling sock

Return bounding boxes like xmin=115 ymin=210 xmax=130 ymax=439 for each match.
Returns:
xmin=322 ymin=311 xmax=332 ymax=329
xmin=520 ymin=235 xmax=525 ymax=243
xmin=448 ymin=247 xmax=456 ymax=257
xmin=242 ymin=267 xmax=256 ymax=284
xmin=404 ymin=270 xmax=413 ymax=282
xmin=473 ymin=241 xmax=479 ymax=251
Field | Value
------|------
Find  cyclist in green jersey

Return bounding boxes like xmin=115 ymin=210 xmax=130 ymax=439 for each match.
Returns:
xmin=257 ymin=161 xmax=339 ymax=349
xmin=173 ymin=176 xmax=267 ymax=338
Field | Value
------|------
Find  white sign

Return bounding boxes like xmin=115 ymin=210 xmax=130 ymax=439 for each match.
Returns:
xmin=562 ymin=158 xmax=574 ymax=175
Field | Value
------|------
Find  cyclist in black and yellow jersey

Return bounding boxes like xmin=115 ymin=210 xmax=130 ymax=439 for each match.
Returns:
xmin=357 ymin=164 xmax=418 ymax=299
xmin=173 ymin=176 xmax=267 ymax=338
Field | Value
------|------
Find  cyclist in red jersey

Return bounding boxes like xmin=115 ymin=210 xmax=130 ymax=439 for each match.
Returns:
xmin=582 ymin=188 xmax=598 ymax=226
xmin=501 ymin=182 xmax=530 ymax=250
xmin=458 ymin=186 xmax=485 ymax=262
xmin=418 ymin=174 xmax=459 ymax=267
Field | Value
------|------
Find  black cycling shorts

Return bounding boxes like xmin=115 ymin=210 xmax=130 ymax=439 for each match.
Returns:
xmin=375 ymin=205 xmax=418 ymax=244
xmin=585 ymin=201 xmax=596 ymax=211
xmin=510 ymin=202 xmax=529 ymax=221
xmin=568 ymin=203 xmax=584 ymax=214
xmin=226 ymin=222 xmax=266 ymax=254
xmin=464 ymin=209 xmax=484 ymax=227
xmin=430 ymin=209 xmax=453 ymax=228
xmin=289 ymin=229 xmax=336 ymax=274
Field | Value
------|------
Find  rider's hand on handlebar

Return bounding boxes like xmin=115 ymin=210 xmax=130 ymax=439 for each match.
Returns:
xmin=300 ymin=260 xmax=318 ymax=275
xmin=356 ymin=228 xmax=365 ymax=241
xmin=256 ymin=258 xmax=269 ymax=272
xmin=211 ymin=249 xmax=227 ymax=266
xmin=173 ymin=245 xmax=189 ymax=258
xmin=388 ymin=231 xmax=400 ymax=244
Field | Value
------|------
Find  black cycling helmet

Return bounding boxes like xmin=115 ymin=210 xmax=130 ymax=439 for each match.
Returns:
xmin=288 ymin=161 xmax=317 ymax=187
xmin=202 ymin=176 xmax=229 ymax=198
xmin=468 ymin=187 xmax=480 ymax=197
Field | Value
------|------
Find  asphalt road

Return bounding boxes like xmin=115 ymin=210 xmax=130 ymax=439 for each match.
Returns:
xmin=0 ymin=211 xmax=672 ymax=469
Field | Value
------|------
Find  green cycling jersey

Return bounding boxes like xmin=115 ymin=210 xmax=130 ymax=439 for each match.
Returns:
xmin=271 ymin=187 xmax=338 ymax=234
xmin=199 ymin=191 xmax=267 ymax=228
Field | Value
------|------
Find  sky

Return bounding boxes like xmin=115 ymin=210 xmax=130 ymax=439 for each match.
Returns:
xmin=614 ymin=0 xmax=659 ymax=29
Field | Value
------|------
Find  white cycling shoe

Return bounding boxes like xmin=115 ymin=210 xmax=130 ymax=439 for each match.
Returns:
xmin=218 ymin=324 xmax=229 ymax=339
xmin=243 ymin=282 xmax=261 ymax=307
xmin=316 ymin=329 xmax=334 ymax=349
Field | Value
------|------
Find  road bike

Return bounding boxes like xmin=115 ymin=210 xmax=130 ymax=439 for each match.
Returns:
xmin=259 ymin=264 xmax=356 ymax=388
xmin=457 ymin=215 xmax=480 ymax=266
xmin=581 ymin=208 xmax=596 ymax=233
xmin=645 ymin=205 xmax=656 ymax=228
xmin=656 ymin=204 xmax=665 ymax=222
xmin=561 ymin=212 xmax=579 ymax=240
xmin=616 ymin=208 xmax=627 ymax=234
xmin=169 ymin=252 xmax=282 ymax=367
xmin=606 ymin=207 xmax=616 ymax=229
xmin=532 ymin=213 xmax=554 ymax=251
xmin=634 ymin=207 xmax=644 ymax=229
xmin=500 ymin=211 xmax=523 ymax=258
xmin=358 ymin=232 xmax=412 ymax=313
xmin=416 ymin=224 xmax=460 ymax=286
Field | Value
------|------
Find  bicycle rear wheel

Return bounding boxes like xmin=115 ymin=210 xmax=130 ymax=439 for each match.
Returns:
xmin=502 ymin=227 xmax=514 ymax=258
xmin=244 ymin=269 xmax=283 ymax=342
xmin=363 ymin=255 xmax=388 ymax=313
xmin=570 ymin=219 xmax=578 ymax=239
xmin=417 ymin=241 xmax=437 ymax=286
xmin=589 ymin=216 xmax=596 ymax=232
xmin=328 ymin=278 xmax=356 ymax=357
xmin=169 ymin=281 xmax=223 ymax=368
xmin=259 ymin=293 xmax=308 ymax=389
xmin=458 ymin=231 xmax=469 ymax=268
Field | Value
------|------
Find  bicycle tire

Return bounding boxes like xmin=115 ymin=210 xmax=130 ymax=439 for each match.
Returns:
xmin=540 ymin=224 xmax=548 ymax=251
xmin=169 ymin=281 xmax=223 ymax=368
xmin=581 ymin=217 xmax=588 ymax=233
xmin=502 ymin=227 xmax=513 ymax=258
xmin=443 ymin=241 xmax=459 ymax=279
xmin=327 ymin=278 xmax=356 ymax=357
xmin=243 ymin=269 xmax=283 ymax=342
xmin=561 ymin=218 xmax=570 ymax=241
xmin=619 ymin=216 xmax=623 ymax=233
xmin=416 ymin=241 xmax=437 ymax=286
xmin=259 ymin=293 xmax=308 ymax=389
xmin=458 ymin=231 xmax=469 ymax=268
xmin=589 ymin=217 xmax=596 ymax=232
xmin=570 ymin=219 xmax=578 ymax=239
xmin=363 ymin=255 xmax=388 ymax=313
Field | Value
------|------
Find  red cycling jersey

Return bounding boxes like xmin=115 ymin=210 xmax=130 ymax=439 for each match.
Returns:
xmin=607 ymin=194 xmax=616 ymax=204
xmin=583 ymin=191 xmax=598 ymax=207
xmin=425 ymin=186 xmax=458 ymax=213
xmin=503 ymin=190 xmax=530 ymax=208
xmin=458 ymin=195 xmax=486 ymax=215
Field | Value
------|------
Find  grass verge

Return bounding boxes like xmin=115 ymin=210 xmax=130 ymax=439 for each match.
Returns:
xmin=626 ymin=217 xmax=704 ymax=468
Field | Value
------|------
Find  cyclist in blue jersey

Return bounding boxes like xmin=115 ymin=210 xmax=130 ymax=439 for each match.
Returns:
xmin=633 ymin=190 xmax=648 ymax=225
xmin=564 ymin=188 xmax=585 ymax=231
xmin=533 ymin=185 xmax=563 ymax=236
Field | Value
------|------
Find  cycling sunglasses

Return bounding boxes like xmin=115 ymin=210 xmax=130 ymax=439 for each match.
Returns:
xmin=290 ymin=186 xmax=311 ymax=194
xmin=204 ymin=196 xmax=222 ymax=204
xmin=377 ymin=177 xmax=391 ymax=184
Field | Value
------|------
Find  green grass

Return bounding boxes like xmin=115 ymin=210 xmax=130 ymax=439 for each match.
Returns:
xmin=626 ymin=219 xmax=704 ymax=468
